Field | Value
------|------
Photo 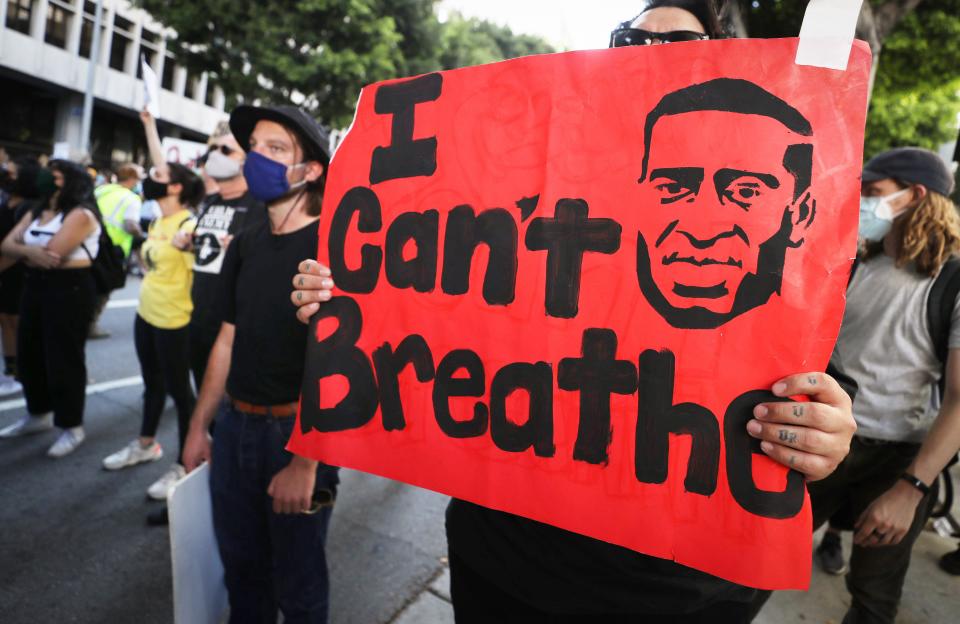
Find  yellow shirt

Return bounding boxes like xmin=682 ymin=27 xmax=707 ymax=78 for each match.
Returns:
xmin=138 ymin=209 xmax=197 ymax=329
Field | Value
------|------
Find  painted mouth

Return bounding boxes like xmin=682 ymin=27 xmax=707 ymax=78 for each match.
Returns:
xmin=672 ymin=282 xmax=729 ymax=299
xmin=662 ymin=252 xmax=743 ymax=268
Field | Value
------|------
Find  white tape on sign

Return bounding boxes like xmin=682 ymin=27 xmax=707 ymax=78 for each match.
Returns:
xmin=796 ymin=0 xmax=864 ymax=71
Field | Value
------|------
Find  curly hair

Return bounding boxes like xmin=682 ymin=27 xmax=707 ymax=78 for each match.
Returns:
xmin=864 ymin=190 xmax=960 ymax=277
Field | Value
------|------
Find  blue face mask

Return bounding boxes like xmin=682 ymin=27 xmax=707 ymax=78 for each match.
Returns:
xmin=242 ymin=152 xmax=307 ymax=203
xmin=858 ymin=188 xmax=910 ymax=241
xmin=133 ymin=182 xmax=143 ymax=196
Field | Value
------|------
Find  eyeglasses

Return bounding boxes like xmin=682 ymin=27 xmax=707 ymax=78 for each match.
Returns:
xmin=609 ymin=27 xmax=709 ymax=48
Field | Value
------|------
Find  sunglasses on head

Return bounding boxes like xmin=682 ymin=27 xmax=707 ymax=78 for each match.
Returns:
xmin=609 ymin=27 xmax=709 ymax=48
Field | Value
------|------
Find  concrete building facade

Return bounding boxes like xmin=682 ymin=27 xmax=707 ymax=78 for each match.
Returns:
xmin=0 ymin=0 xmax=227 ymax=168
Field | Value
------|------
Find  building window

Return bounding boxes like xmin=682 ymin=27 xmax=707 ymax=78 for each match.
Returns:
xmin=137 ymin=29 xmax=160 ymax=78
xmin=161 ymin=52 xmax=175 ymax=91
xmin=78 ymin=1 xmax=104 ymax=59
xmin=6 ymin=0 xmax=32 ymax=35
xmin=44 ymin=0 xmax=74 ymax=49
xmin=205 ymin=81 xmax=217 ymax=107
xmin=109 ymin=15 xmax=135 ymax=72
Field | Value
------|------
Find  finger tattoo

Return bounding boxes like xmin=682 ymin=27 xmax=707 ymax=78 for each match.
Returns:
xmin=299 ymin=277 xmax=304 ymax=287
xmin=297 ymin=292 xmax=303 ymax=302
xmin=792 ymin=405 xmax=803 ymax=418
xmin=778 ymin=429 xmax=798 ymax=444
xmin=807 ymin=376 xmax=818 ymax=385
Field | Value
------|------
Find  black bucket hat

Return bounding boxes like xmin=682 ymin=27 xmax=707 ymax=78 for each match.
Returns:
xmin=229 ymin=105 xmax=331 ymax=166
xmin=862 ymin=147 xmax=955 ymax=197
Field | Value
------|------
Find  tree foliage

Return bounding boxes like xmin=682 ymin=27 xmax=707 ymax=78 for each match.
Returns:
xmin=134 ymin=0 xmax=553 ymax=128
xmin=864 ymin=0 xmax=960 ymax=158
xmin=735 ymin=0 xmax=960 ymax=159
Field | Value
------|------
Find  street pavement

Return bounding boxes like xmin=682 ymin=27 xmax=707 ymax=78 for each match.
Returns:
xmin=0 ymin=279 xmax=958 ymax=623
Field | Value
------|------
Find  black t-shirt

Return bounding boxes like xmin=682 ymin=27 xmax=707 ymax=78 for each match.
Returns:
xmin=190 ymin=192 xmax=265 ymax=334
xmin=446 ymin=363 xmax=858 ymax=615
xmin=220 ymin=218 xmax=318 ymax=405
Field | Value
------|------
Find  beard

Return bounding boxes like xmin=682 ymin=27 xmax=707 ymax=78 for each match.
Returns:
xmin=635 ymin=210 xmax=795 ymax=330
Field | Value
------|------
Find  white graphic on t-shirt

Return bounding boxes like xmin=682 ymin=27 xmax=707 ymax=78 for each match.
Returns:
xmin=194 ymin=205 xmax=237 ymax=274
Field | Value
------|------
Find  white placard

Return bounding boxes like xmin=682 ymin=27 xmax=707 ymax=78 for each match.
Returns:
xmin=162 ymin=137 xmax=209 ymax=168
xmin=52 ymin=141 xmax=71 ymax=160
xmin=141 ymin=55 xmax=161 ymax=118
xmin=796 ymin=0 xmax=864 ymax=71
xmin=168 ymin=463 xmax=228 ymax=624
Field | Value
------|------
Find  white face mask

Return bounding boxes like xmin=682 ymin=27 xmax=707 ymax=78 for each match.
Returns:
xmin=858 ymin=188 xmax=911 ymax=241
xmin=205 ymin=149 xmax=243 ymax=181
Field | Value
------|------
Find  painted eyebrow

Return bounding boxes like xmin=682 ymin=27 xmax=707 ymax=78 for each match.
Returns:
xmin=647 ymin=167 xmax=704 ymax=191
xmin=712 ymin=168 xmax=781 ymax=194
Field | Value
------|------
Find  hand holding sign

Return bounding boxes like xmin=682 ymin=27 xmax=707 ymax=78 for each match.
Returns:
xmin=292 ymin=260 xmax=335 ymax=323
xmin=141 ymin=55 xmax=161 ymax=119
xmin=292 ymin=39 xmax=870 ymax=589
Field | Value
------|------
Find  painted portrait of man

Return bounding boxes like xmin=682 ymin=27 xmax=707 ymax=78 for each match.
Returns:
xmin=634 ymin=78 xmax=816 ymax=329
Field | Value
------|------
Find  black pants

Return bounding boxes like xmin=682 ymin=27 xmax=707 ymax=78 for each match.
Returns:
xmin=134 ymin=315 xmax=195 ymax=463
xmin=18 ymin=268 xmax=95 ymax=428
xmin=748 ymin=436 xmax=937 ymax=624
xmin=189 ymin=320 xmax=218 ymax=394
xmin=449 ymin=552 xmax=753 ymax=623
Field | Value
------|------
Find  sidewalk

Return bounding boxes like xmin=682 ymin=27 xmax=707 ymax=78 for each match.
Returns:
xmin=389 ymin=525 xmax=959 ymax=623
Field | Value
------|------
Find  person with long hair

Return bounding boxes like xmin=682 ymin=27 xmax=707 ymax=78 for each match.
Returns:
xmin=102 ymin=110 xmax=205 ymax=503
xmin=789 ymin=147 xmax=960 ymax=623
xmin=0 ymin=160 xmax=101 ymax=457
xmin=181 ymin=105 xmax=338 ymax=623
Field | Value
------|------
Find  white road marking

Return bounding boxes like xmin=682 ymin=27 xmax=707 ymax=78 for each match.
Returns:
xmin=0 ymin=375 xmax=143 ymax=413
xmin=106 ymin=299 xmax=138 ymax=309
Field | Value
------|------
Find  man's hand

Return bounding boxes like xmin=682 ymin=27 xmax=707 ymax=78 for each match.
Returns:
xmin=291 ymin=260 xmax=334 ymax=324
xmin=267 ymin=455 xmax=318 ymax=514
xmin=746 ymin=371 xmax=856 ymax=481
xmin=182 ymin=426 xmax=212 ymax=473
xmin=854 ymin=479 xmax=924 ymax=547
xmin=139 ymin=108 xmax=156 ymax=127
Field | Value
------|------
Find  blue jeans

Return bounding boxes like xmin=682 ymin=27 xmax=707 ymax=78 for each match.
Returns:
xmin=210 ymin=401 xmax=339 ymax=624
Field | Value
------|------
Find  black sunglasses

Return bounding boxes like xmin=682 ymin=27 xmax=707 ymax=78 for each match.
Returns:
xmin=609 ymin=27 xmax=708 ymax=48
xmin=207 ymin=144 xmax=237 ymax=156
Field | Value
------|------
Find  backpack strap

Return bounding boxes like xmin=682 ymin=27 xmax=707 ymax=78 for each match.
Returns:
xmin=927 ymin=256 xmax=960 ymax=397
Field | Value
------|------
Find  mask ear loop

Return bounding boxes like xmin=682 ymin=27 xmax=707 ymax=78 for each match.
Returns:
xmin=271 ymin=185 xmax=309 ymax=234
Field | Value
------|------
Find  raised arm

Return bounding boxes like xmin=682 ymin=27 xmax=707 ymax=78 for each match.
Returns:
xmin=140 ymin=109 xmax=168 ymax=179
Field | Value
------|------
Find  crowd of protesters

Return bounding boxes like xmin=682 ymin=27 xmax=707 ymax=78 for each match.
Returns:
xmin=0 ymin=0 xmax=958 ymax=623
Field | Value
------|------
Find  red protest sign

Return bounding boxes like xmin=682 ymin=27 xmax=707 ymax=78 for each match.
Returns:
xmin=290 ymin=38 xmax=871 ymax=590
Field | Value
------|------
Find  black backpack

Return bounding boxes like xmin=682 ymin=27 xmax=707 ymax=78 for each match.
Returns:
xmin=82 ymin=212 xmax=127 ymax=295
xmin=926 ymin=257 xmax=960 ymax=399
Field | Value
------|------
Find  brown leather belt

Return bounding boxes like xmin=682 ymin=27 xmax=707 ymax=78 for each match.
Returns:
xmin=229 ymin=397 xmax=298 ymax=418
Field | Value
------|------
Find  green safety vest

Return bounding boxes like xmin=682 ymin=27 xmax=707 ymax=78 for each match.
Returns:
xmin=95 ymin=184 xmax=139 ymax=257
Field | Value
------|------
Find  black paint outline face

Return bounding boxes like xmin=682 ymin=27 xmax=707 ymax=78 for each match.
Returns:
xmin=634 ymin=78 xmax=816 ymax=330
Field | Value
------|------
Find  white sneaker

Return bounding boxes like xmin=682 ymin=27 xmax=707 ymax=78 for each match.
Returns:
xmin=147 ymin=463 xmax=186 ymax=501
xmin=47 ymin=427 xmax=85 ymax=458
xmin=102 ymin=440 xmax=163 ymax=470
xmin=0 ymin=413 xmax=53 ymax=438
xmin=0 ymin=374 xmax=22 ymax=396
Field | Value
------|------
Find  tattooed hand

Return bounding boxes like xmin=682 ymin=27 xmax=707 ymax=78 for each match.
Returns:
xmin=745 ymin=372 xmax=856 ymax=481
xmin=291 ymin=259 xmax=335 ymax=324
